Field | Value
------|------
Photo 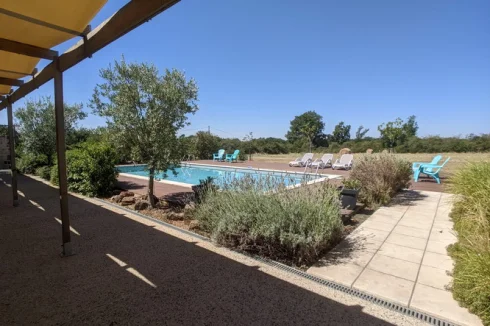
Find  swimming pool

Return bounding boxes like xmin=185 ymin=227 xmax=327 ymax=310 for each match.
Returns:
xmin=117 ymin=163 xmax=329 ymax=188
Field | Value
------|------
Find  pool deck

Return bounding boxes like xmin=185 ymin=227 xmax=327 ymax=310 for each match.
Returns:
xmin=117 ymin=160 xmax=445 ymax=197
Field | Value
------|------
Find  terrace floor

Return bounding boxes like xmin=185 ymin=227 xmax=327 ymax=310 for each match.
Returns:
xmin=308 ymin=190 xmax=482 ymax=326
xmin=0 ymin=172 xmax=426 ymax=325
xmin=116 ymin=160 xmax=444 ymax=197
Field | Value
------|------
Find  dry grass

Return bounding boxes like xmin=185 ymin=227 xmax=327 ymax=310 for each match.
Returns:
xmin=253 ymin=152 xmax=490 ymax=176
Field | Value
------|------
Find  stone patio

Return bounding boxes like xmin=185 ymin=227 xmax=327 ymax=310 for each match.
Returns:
xmin=308 ymin=190 xmax=482 ymax=326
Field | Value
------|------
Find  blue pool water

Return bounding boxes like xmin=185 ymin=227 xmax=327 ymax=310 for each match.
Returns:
xmin=117 ymin=164 xmax=322 ymax=187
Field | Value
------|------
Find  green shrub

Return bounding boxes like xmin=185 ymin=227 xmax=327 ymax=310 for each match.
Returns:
xmin=17 ymin=153 xmax=48 ymax=174
xmin=448 ymin=163 xmax=490 ymax=325
xmin=348 ymin=154 xmax=411 ymax=207
xmin=194 ymin=177 xmax=343 ymax=266
xmin=50 ymin=165 xmax=59 ymax=186
xmin=66 ymin=142 xmax=119 ymax=197
xmin=35 ymin=166 xmax=51 ymax=180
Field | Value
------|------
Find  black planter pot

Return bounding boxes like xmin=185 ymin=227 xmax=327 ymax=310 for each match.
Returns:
xmin=338 ymin=187 xmax=359 ymax=209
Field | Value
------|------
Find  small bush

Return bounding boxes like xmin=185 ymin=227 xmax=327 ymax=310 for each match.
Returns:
xmin=194 ymin=177 xmax=343 ymax=266
xmin=35 ymin=166 xmax=51 ymax=180
xmin=66 ymin=142 xmax=119 ymax=197
xmin=348 ymin=154 xmax=411 ymax=207
xmin=50 ymin=165 xmax=59 ymax=186
xmin=17 ymin=153 xmax=48 ymax=174
xmin=448 ymin=163 xmax=490 ymax=325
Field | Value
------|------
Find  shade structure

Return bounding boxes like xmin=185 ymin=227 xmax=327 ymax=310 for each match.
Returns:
xmin=0 ymin=0 xmax=181 ymax=256
xmin=0 ymin=0 xmax=106 ymax=94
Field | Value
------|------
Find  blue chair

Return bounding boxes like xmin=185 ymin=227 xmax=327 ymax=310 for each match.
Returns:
xmin=225 ymin=150 xmax=240 ymax=162
xmin=412 ymin=155 xmax=442 ymax=172
xmin=414 ymin=157 xmax=450 ymax=184
xmin=213 ymin=149 xmax=225 ymax=161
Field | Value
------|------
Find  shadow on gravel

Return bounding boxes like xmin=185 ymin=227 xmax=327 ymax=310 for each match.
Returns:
xmin=0 ymin=172 xmax=394 ymax=325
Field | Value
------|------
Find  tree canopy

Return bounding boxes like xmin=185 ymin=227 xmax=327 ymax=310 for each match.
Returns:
xmin=355 ymin=125 xmax=370 ymax=140
xmin=331 ymin=121 xmax=351 ymax=144
xmin=378 ymin=116 xmax=418 ymax=150
xmin=14 ymin=96 xmax=86 ymax=164
xmin=285 ymin=111 xmax=325 ymax=151
xmin=90 ymin=59 xmax=199 ymax=206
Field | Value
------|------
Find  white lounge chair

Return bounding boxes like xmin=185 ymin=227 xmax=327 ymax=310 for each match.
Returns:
xmin=289 ymin=153 xmax=313 ymax=167
xmin=332 ymin=154 xmax=353 ymax=170
xmin=310 ymin=154 xmax=333 ymax=169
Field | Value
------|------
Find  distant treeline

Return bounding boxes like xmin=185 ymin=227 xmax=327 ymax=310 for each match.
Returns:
xmin=180 ymin=131 xmax=490 ymax=160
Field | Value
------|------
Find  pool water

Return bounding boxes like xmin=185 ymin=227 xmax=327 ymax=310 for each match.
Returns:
xmin=117 ymin=164 xmax=322 ymax=187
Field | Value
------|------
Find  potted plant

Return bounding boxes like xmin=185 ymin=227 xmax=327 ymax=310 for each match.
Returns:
xmin=339 ymin=179 xmax=361 ymax=210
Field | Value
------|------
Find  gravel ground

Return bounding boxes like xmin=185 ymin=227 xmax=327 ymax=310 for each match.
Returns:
xmin=0 ymin=173 xmax=428 ymax=325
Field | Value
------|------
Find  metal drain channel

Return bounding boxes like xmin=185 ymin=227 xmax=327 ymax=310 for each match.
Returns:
xmin=96 ymin=198 xmax=458 ymax=326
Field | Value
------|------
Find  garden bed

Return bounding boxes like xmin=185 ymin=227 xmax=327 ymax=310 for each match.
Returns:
xmin=104 ymin=182 xmax=372 ymax=270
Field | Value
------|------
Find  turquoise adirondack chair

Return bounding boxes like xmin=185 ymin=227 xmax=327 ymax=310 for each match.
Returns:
xmin=225 ymin=150 xmax=240 ymax=162
xmin=414 ymin=157 xmax=450 ymax=184
xmin=213 ymin=149 xmax=225 ymax=161
xmin=412 ymin=155 xmax=442 ymax=172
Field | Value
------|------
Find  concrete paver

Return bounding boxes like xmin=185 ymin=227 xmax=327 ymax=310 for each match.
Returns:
xmin=417 ymin=265 xmax=452 ymax=290
xmin=426 ymin=240 xmax=451 ymax=255
xmin=354 ymin=269 xmax=414 ymax=306
xmin=411 ymin=284 xmax=483 ymax=326
xmin=385 ymin=233 xmax=427 ymax=250
xmin=392 ymin=225 xmax=430 ymax=239
xmin=307 ymin=190 xmax=483 ymax=326
xmin=308 ymin=263 xmax=364 ymax=287
xmin=422 ymin=252 xmax=454 ymax=271
xmin=367 ymin=254 xmax=419 ymax=281
xmin=377 ymin=243 xmax=424 ymax=264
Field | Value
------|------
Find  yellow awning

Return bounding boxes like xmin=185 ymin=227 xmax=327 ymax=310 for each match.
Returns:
xmin=0 ymin=0 xmax=107 ymax=94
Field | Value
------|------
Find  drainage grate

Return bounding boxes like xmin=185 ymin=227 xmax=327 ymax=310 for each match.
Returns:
xmin=252 ymin=256 xmax=458 ymax=326
xmin=96 ymin=198 xmax=458 ymax=326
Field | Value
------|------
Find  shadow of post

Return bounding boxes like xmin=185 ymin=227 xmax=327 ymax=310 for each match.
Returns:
xmin=0 ymin=172 xmax=396 ymax=325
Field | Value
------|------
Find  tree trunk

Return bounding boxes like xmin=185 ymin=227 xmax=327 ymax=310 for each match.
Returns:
xmin=148 ymin=167 xmax=156 ymax=208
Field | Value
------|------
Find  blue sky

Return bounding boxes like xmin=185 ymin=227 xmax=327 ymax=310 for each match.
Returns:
xmin=2 ymin=0 xmax=489 ymax=139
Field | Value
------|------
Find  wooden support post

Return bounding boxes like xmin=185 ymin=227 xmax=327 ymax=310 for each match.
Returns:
xmin=6 ymin=98 xmax=18 ymax=207
xmin=54 ymin=59 xmax=72 ymax=256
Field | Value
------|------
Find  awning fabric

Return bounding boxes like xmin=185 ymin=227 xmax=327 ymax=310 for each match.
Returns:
xmin=0 ymin=0 xmax=107 ymax=94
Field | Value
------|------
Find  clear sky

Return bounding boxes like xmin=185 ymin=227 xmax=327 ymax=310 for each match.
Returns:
xmin=1 ymin=0 xmax=489 ymax=139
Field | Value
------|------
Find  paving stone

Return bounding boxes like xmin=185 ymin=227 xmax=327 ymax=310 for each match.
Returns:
xmin=417 ymin=265 xmax=452 ymax=290
xmin=429 ymin=228 xmax=457 ymax=242
xmin=373 ymin=208 xmax=406 ymax=219
xmin=354 ymin=269 xmax=414 ymax=306
xmin=367 ymin=214 xmax=400 ymax=225
xmin=425 ymin=240 xmax=450 ymax=255
xmin=422 ymin=252 xmax=453 ymax=271
xmin=403 ymin=209 xmax=436 ymax=219
xmin=398 ymin=217 xmax=433 ymax=230
xmin=349 ymin=227 xmax=390 ymax=243
xmin=432 ymin=220 xmax=453 ymax=230
xmin=377 ymin=242 xmax=424 ymax=264
xmin=385 ymin=233 xmax=427 ymax=250
xmin=410 ymin=284 xmax=483 ymax=326
xmin=360 ymin=220 xmax=396 ymax=232
xmin=308 ymin=263 xmax=363 ymax=287
xmin=367 ymin=254 xmax=419 ymax=281
xmin=316 ymin=240 xmax=381 ymax=268
xmin=392 ymin=225 xmax=430 ymax=239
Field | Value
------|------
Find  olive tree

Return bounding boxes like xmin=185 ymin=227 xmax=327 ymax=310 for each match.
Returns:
xmin=15 ymin=96 xmax=86 ymax=165
xmin=91 ymin=59 xmax=198 ymax=207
